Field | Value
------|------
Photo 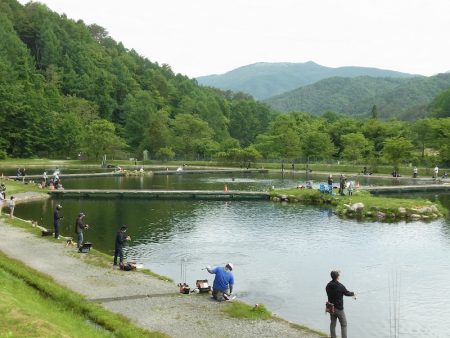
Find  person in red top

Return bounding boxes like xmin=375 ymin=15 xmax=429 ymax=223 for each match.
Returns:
xmin=326 ymin=270 xmax=357 ymax=338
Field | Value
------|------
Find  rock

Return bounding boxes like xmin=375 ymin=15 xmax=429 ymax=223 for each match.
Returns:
xmin=280 ymin=195 xmax=288 ymax=202
xmin=430 ymin=205 xmax=438 ymax=213
xmin=349 ymin=202 xmax=364 ymax=212
xmin=410 ymin=214 xmax=421 ymax=219
xmin=398 ymin=207 xmax=406 ymax=215
xmin=377 ymin=212 xmax=386 ymax=219
xmin=272 ymin=197 xmax=280 ymax=202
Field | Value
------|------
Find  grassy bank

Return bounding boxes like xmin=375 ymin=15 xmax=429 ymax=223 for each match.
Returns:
xmin=0 ymin=250 xmax=166 ymax=338
xmin=271 ymin=188 xmax=447 ymax=221
xmin=221 ymin=302 xmax=327 ymax=337
xmin=1 ymin=215 xmax=173 ymax=282
xmin=0 ymin=179 xmax=43 ymax=195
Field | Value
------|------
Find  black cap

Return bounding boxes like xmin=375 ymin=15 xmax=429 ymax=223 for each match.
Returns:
xmin=120 ymin=225 xmax=127 ymax=230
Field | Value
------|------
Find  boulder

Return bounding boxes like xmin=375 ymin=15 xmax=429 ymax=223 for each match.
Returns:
xmin=349 ymin=202 xmax=364 ymax=212
xmin=377 ymin=211 xmax=386 ymax=219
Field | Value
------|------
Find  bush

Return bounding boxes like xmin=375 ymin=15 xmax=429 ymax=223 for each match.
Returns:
xmin=0 ymin=150 xmax=7 ymax=160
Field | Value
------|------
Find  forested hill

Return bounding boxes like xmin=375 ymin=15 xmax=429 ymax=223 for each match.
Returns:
xmin=0 ymin=0 xmax=272 ymax=158
xmin=196 ymin=62 xmax=416 ymax=100
xmin=265 ymin=74 xmax=450 ymax=119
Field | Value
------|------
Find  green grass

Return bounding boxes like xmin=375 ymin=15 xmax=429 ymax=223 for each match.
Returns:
xmin=0 ymin=179 xmax=44 ymax=195
xmin=287 ymin=322 xmax=328 ymax=337
xmin=0 ymin=267 xmax=113 ymax=338
xmin=271 ymin=188 xmax=447 ymax=220
xmin=0 ymin=251 xmax=166 ymax=338
xmin=1 ymin=215 xmax=174 ymax=282
xmin=222 ymin=301 xmax=272 ymax=320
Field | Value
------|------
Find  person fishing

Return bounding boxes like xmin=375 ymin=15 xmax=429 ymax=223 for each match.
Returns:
xmin=206 ymin=263 xmax=234 ymax=301
xmin=53 ymin=204 xmax=63 ymax=239
xmin=114 ymin=225 xmax=131 ymax=266
xmin=74 ymin=212 xmax=88 ymax=249
xmin=326 ymin=270 xmax=356 ymax=338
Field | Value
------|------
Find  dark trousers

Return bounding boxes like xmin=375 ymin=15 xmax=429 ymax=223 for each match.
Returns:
xmin=54 ymin=223 xmax=59 ymax=239
xmin=330 ymin=308 xmax=348 ymax=338
xmin=113 ymin=247 xmax=123 ymax=265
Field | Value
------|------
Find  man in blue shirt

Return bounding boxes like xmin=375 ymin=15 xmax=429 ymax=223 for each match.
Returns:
xmin=206 ymin=263 xmax=234 ymax=301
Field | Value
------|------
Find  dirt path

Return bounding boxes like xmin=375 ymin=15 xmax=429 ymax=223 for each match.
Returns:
xmin=0 ymin=194 xmax=321 ymax=338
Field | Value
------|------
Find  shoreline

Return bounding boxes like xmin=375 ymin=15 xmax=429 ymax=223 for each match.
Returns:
xmin=0 ymin=191 xmax=325 ymax=338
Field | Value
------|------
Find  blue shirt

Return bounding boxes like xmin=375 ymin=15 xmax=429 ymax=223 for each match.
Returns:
xmin=212 ymin=267 xmax=234 ymax=291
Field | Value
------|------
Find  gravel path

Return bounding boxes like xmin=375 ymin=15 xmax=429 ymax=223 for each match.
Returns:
xmin=0 ymin=193 xmax=322 ymax=338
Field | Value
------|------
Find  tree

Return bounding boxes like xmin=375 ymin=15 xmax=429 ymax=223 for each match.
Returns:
xmin=254 ymin=114 xmax=302 ymax=160
xmin=371 ymin=105 xmax=378 ymax=119
xmin=341 ymin=133 xmax=373 ymax=162
xmin=155 ymin=147 xmax=175 ymax=161
xmin=430 ymin=89 xmax=450 ymax=118
xmin=171 ymin=114 xmax=214 ymax=159
xmin=412 ymin=119 xmax=438 ymax=159
xmin=81 ymin=119 xmax=127 ymax=159
xmin=382 ymin=136 xmax=414 ymax=171
xmin=301 ymin=131 xmax=335 ymax=161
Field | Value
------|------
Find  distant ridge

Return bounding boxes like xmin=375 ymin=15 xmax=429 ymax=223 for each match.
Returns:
xmin=264 ymin=73 xmax=450 ymax=120
xmin=196 ymin=61 xmax=417 ymax=100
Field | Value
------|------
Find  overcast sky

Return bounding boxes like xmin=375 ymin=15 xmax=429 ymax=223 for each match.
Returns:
xmin=18 ymin=0 xmax=450 ymax=77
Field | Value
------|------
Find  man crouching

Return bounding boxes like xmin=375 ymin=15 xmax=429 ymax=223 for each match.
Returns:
xmin=206 ymin=263 xmax=234 ymax=301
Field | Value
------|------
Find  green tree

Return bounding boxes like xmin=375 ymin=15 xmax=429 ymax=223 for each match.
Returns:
xmin=412 ymin=119 xmax=437 ymax=159
xmin=382 ymin=136 xmax=414 ymax=171
xmin=301 ymin=131 xmax=335 ymax=161
xmin=171 ymin=114 xmax=214 ymax=159
xmin=430 ymin=88 xmax=450 ymax=118
xmin=81 ymin=119 xmax=127 ymax=159
xmin=155 ymin=147 xmax=175 ymax=161
xmin=341 ymin=132 xmax=373 ymax=162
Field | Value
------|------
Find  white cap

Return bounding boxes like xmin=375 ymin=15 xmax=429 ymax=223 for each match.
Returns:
xmin=226 ymin=263 xmax=234 ymax=271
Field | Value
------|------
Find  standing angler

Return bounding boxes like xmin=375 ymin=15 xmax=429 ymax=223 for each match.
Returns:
xmin=53 ymin=204 xmax=63 ymax=239
xmin=114 ymin=225 xmax=131 ymax=266
xmin=74 ymin=212 xmax=88 ymax=249
xmin=326 ymin=270 xmax=357 ymax=338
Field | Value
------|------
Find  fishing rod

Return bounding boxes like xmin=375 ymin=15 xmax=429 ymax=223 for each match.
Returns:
xmin=357 ymin=287 xmax=388 ymax=295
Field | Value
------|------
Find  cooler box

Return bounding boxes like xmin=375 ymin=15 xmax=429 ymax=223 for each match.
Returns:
xmin=41 ymin=230 xmax=53 ymax=236
xmin=79 ymin=242 xmax=92 ymax=253
xmin=196 ymin=279 xmax=211 ymax=293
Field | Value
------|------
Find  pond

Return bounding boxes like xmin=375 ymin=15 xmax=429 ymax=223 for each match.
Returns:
xmin=57 ymin=170 xmax=440 ymax=191
xmin=13 ymin=174 xmax=450 ymax=338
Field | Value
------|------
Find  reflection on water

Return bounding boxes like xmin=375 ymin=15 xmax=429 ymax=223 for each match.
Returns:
xmin=15 ymin=196 xmax=450 ymax=338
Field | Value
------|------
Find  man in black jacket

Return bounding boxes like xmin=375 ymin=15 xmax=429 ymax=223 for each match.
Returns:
xmin=114 ymin=225 xmax=131 ymax=266
xmin=75 ymin=212 xmax=88 ymax=248
xmin=326 ymin=270 xmax=356 ymax=338
xmin=53 ymin=204 xmax=63 ymax=239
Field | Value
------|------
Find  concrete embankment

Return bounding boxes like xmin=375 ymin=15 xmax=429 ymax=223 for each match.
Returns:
xmin=50 ymin=189 xmax=270 ymax=200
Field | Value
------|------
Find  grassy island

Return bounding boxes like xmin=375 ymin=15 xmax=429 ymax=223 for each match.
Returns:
xmin=270 ymin=188 xmax=447 ymax=221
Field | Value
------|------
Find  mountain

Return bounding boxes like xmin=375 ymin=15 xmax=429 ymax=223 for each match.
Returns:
xmin=264 ymin=73 xmax=450 ymax=120
xmin=196 ymin=62 xmax=416 ymax=100
xmin=0 ymin=0 xmax=272 ymax=158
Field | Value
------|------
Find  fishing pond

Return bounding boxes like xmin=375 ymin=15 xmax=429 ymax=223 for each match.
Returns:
xmin=14 ymin=172 xmax=450 ymax=338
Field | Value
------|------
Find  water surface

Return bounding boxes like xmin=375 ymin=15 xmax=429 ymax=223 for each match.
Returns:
xmin=13 ymin=174 xmax=450 ymax=338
